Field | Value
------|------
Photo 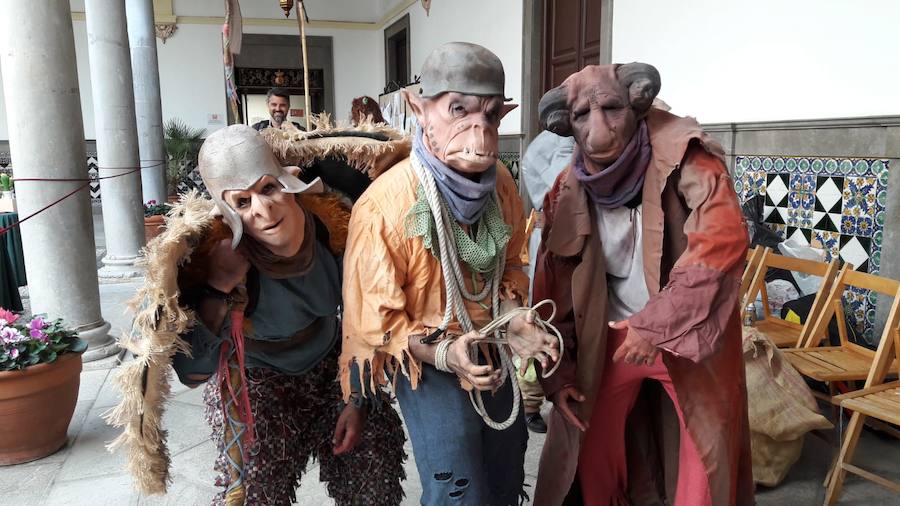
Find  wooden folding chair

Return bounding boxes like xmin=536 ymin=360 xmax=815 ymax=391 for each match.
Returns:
xmin=823 ymin=302 xmax=900 ymax=504
xmin=783 ymin=268 xmax=900 ymax=404
xmin=744 ymin=247 xmax=840 ymax=348
xmin=740 ymin=245 xmax=765 ymax=306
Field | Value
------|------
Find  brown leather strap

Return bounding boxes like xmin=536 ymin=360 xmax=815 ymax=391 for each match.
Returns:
xmin=244 ymin=316 xmax=326 ymax=354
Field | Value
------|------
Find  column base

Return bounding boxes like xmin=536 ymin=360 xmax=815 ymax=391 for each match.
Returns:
xmin=98 ymin=254 xmax=144 ymax=280
xmin=75 ymin=319 xmax=119 ymax=362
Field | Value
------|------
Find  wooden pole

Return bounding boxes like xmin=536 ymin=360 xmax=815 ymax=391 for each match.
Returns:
xmin=295 ymin=0 xmax=312 ymax=131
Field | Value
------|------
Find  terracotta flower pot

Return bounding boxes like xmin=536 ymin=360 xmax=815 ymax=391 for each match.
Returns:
xmin=0 ymin=352 xmax=83 ymax=465
xmin=144 ymin=214 xmax=166 ymax=242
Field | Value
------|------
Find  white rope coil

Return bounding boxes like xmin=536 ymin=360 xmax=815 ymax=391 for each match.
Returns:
xmin=433 ymin=337 xmax=454 ymax=373
xmin=409 ymin=154 xmax=564 ymax=430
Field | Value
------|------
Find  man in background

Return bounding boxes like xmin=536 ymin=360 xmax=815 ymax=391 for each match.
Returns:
xmin=252 ymin=87 xmax=305 ymax=131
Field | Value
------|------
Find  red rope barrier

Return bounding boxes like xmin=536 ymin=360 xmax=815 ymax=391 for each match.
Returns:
xmin=0 ymin=159 xmax=170 ymax=237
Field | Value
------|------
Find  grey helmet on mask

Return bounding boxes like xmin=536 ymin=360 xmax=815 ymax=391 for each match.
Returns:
xmin=417 ymin=42 xmax=512 ymax=101
xmin=198 ymin=124 xmax=323 ymax=249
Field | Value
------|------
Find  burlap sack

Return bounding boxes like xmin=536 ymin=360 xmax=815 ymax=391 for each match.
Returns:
xmin=743 ymin=327 xmax=833 ymax=486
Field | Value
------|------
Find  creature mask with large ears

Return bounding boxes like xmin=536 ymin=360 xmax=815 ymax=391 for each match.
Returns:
xmin=403 ymin=42 xmax=518 ymax=174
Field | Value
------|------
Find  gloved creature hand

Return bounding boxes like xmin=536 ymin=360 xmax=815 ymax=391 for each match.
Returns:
xmin=447 ymin=331 xmax=502 ymax=391
xmin=549 ymin=385 xmax=588 ymax=432
xmin=507 ymin=309 xmax=561 ymax=373
xmin=610 ymin=320 xmax=659 ymax=366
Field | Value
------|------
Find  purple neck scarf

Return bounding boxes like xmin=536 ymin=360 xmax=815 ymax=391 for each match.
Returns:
xmin=573 ymin=120 xmax=651 ymax=209
xmin=413 ymin=127 xmax=497 ymax=225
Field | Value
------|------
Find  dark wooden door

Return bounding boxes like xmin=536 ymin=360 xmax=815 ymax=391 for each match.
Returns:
xmin=542 ymin=0 xmax=603 ymax=93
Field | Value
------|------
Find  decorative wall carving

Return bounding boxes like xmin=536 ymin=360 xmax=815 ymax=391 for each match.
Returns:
xmin=154 ymin=23 xmax=178 ymax=43
xmin=235 ymin=67 xmax=324 ymax=90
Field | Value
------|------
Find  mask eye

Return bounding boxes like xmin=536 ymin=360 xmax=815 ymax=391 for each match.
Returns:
xmin=236 ymin=197 xmax=250 ymax=209
xmin=262 ymin=183 xmax=278 ymax=195
xmin=573 ymin=108 xmax=589 ymax=120
xmin=450 ymin=103 xmax=466 ymax=118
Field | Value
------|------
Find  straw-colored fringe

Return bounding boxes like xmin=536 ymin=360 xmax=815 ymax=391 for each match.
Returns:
xmin=263 ymin=114 xmax=411 ymax=180
xmin=104 ymin=121 xmax=407 ymax=493
xmin=104 ymin=191 xmax=216 ymax=495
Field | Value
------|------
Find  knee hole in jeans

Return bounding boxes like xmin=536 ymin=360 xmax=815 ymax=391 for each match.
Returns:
xmin=434 ymin=472 xmax=452 ymax=482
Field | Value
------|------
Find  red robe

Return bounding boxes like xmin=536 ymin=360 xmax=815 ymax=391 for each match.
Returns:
xmin=533 ymin=108 xmax=755 ymax=505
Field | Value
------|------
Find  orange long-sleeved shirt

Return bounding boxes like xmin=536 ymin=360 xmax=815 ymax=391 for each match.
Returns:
xmin=339 ymin=157 xmax=528 ymax=399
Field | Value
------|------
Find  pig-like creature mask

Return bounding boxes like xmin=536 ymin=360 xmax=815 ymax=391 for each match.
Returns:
xmin=538 ymin=64 xmax=661 ymax=173
xmin=404 ymin=42 xmax=517 ymax=175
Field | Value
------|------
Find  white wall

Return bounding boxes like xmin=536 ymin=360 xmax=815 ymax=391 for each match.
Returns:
xmin=156 ymin=23 xmax=228 ymax=136
xmin=382 ymin=0 xmax=524 ymax=134
xmin=612 ymin=0 xmax=900 ymax=123
xmin=306 ymin=26 xmax=382 ymax=124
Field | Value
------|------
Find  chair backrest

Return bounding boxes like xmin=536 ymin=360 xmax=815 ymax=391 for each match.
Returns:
xmin=801 ymin=267 xmax=900 ymax=357
xmin=745 ymin=247 xmax=840 ymax=346
xmin=863 ymin=317 xmax=900 ymax=388
xmin=740 ymin=245 xmax=765 ymax=306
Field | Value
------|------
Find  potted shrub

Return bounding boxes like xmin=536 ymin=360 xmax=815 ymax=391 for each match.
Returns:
xmin=0 ymin=173 xmax=15 ymax=213
xmin=0 ymin=308 xmax=87 ymax=465
xmin=164 ymin=118 xmax=205 ymax=200
xmin=144 ymin=200 xmax=172 ymax=242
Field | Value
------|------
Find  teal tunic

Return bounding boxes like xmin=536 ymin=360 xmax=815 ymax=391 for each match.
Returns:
xmin=173 ymin=239 xmax=341 ymax=383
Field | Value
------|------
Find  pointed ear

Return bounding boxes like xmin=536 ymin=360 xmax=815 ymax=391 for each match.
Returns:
xmin=499 ymin=102 xmax=518 ymax=120
xmin=402 ymin=89 xmax=427 ymax=123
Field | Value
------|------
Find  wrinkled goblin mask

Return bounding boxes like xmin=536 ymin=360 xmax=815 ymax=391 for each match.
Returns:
xmin=538 ymin=63 xmax=660 ymax=169
xmin=404 ymin=42 xmax=517 ymax=174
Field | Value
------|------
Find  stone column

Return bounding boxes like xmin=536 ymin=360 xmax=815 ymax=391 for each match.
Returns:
xmin=127 ymin=0 xmax=168 ymax=205
xmin=85 ymin=0 xmax=147 ymax=279
xmin=0 ymin=0 xmax=116 ymax=360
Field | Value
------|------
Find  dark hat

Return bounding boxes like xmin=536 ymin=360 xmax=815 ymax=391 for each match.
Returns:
xmin=418 ymin=42 xmax=511 ymax=101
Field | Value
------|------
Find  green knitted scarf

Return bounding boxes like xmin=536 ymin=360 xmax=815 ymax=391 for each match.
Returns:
xmin=405 ymin=185 xmax=511 ymax=274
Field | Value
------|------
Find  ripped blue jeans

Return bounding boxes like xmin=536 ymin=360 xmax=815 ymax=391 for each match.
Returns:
xmin=394 ymin=363 xmax=528 ymax=505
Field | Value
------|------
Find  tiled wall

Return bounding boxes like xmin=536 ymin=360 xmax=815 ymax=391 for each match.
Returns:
xmin=0 ymin=153 xmax=101 ymax=200
xmin=734 ymin=155 xmax=891 ymax=342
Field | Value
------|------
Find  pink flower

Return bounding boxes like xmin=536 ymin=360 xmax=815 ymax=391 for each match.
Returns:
xmin=0 ymin=327 xmax=25 ymax=344
xmin=0 ymin=308 xmax=19 ymax=325
xmin=29 ymin=317 xmax=47 ymax=342
xmin=8 ymin=347 xmax=18 ymax=359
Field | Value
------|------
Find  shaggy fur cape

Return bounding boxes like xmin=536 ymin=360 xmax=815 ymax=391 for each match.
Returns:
xmin=106 ymin=122 xmax=410 ymax=494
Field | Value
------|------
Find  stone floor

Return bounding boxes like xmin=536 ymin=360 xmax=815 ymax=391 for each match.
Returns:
xmin=0 ymin=206 xmax=900 ymax=506
xmin=2 ymin=277 xmax=899 ymax=505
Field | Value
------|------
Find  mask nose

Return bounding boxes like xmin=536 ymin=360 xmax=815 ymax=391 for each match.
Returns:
xmin=585 ymin=112 xmax=616 ymax=152
xmin=250 ymin=194 xmax=274 ymax=220
xmin=458 ymin=119 xmax=493 ymax=154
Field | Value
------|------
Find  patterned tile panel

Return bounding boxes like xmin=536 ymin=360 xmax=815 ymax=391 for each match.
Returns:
xmin=735 ymin=156 xmax=891 ymax=344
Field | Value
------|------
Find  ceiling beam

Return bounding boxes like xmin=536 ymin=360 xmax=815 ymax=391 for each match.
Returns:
xmin=153 ymin=0 xmax=176 ymax=24
xmin=71 ymin=0 xmax=422 ymax=31
xmin=377 ymin=0 xmax=418 ymax=27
